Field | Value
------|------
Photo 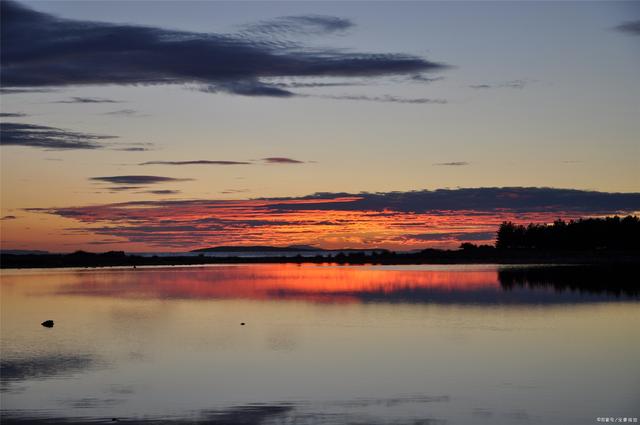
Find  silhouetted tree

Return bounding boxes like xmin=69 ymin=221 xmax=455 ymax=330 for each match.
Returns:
xmin=495 ymin=215 xmax=640 ymax=250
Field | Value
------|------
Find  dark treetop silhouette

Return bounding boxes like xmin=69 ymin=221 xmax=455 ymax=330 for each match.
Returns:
xmin=495 ymin=216 xmax=640 ymax=250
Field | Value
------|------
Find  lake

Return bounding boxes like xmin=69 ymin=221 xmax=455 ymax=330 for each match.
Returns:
xmin=1 ymin=264 xmax=638 ymax=424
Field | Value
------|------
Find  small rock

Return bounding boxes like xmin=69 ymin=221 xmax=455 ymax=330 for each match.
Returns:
xmin=41 ymin=320 xmax=54 ymax=328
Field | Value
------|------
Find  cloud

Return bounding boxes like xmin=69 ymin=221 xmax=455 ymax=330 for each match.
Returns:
xmin=106 ymin=186 xmax=144 ymax=192
xmin=0 ymin=122 xmax=150 ymax=151
xmin=141 ymin=189 xmax=181 ymax=195
xmin=53 ymin=97 xmax=122 ymax=104
xmin=141 ymin=160 xmax=251 ymax=166
xmin=318 ymin=94 xmax=447 ymax=104
xmin=1 ymin=1 xmax=446 ymax=98
xmin=272 ymin=81 xmax=362 ymax=89
xmin=410 ymin=75 xmax=445 ymax=83
xmin=220 ymin=189 xmax=250 ymax=194
xmin=0 ymin=112 xmax=27 ymax=117
xmin=103 ymin=109 xmax=140 ymax=116
xmin=112 ymin=143 xmax=154 ymax=152
xmin=615 ymin=20 xmax=640 ymax=35
xmin=0 ymin=122 xmax=116 ymax=150
xmin=140 ymin=158 xmax=308 ymax=165
xmin=199 ymin=81 xmax=296 ymax=98
xmin=0 ymin=87 xmax=57 ymax=94
xmin=266 ymin=187 xmax=640 ymax=213
xmin=242 ymin=15 xmax=354 ymax=37
xmin=469 ymin=80 xmax=527 ymax=90
xmin=91 ymin=175 xmax=192 ymax=185
xmin=114 ymin=146 xmax=151 ymax=152
xmin=262 ymin=157 xmax=304 ymax=164
xmin=1 ymin=215 xmax=18 ymax=220
xmin=433 ymin=162 xmax=469 ymax=166
xmin=28 ymin=187 xmax=640 ymax=250
xmin=409 ymin=231 xmax=495 ymax=241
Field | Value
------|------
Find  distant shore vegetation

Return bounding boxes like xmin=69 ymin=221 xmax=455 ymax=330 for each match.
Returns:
xmin=1 ymin=216 xmax=638 ymax=269
xmin=494 ymin=216 xmax=639 ymax=250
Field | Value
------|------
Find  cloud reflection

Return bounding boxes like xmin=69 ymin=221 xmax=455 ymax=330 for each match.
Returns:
xmin=2 ymin=395 xmax=450 ymax=424
xmin=1 ymin=353 xmax=99 ymax=391
xmin=49 ymin=265 xmax=638 ymax=305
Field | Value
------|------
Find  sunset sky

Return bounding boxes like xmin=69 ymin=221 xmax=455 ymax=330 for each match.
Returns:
xmin=1 ymin=0 xmax=639 ymax=252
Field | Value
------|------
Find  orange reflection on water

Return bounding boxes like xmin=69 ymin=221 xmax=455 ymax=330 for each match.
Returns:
xmin=4 ymin=265 xmax=501 ymax=303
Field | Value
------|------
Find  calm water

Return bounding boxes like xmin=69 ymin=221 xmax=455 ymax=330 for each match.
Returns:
xmin=1 ymin=264 xmax=638 ymax=424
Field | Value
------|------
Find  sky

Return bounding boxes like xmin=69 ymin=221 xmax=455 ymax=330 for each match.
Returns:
xmin=1 ymin=0 xmax=639 ymax=252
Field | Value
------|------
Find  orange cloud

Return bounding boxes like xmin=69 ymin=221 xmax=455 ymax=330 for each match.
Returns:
xmin=25 ymin=186 xmax=640 ymax=251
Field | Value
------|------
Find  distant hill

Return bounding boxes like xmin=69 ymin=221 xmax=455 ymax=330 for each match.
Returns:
xmin=190 ymin=245 xmax=323 ymax=253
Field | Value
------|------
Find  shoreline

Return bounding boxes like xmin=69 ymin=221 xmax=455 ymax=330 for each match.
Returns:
xmin=2 ymin=250 xmax=639 ymax=269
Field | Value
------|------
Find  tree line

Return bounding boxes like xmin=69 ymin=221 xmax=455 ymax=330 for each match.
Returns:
xmin=495 ymin=215 xmax=639 ymax=250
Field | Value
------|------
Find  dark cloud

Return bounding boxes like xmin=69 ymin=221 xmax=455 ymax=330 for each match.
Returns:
xmin=35 ymin=187 xmax=640 ymax=217
xmin=91 ymin=176 xmax=192 ymax=185
xmin=319 ymin=94 xmax=447 ymax=104
xmin=615 ymin=20 xmax=640 ymax=35
xmin=0 ymin=112 xmax=27 ymax=117
xmin=141 ymin=160 xmax=251 ymax=166
xmin=103 ymin=109 xmax=139 ymax=116
xmin=1 ymin=215 xmax=18 ymax=220
xmin=0 ymin=122 xmax=116 ymax=150
xmin=243 ymin=15 xmax=354 ymax=36
xmin=469 ymin=80 xmax=527 ymax=90
xmin=112 ymin=142 xmax=154 ymax=152
xmin=199 ymin=81 xmax=296 ymax=98
xmin=115 ymin=146 xmax=150 ymax=152
xmin=410 ymin=75 xmax=445 ymax=83
xmin=273 ymin=80 xmax=362 ymax=89
xmin=1 ymin=1 xmax=446 ymax=98
xmin=141 ymin=189 xmax=181 ymax=195
xmin=265 ymin=187 xmax=640 ymax=213
xmin=1 ymin=122 xmax=148 ymax=151
xmin=106 ymin=186 xmax=144 ymax=192
xmin=433 ymin=162 xmax=469 ymax=166
xmin=0 ymin=87 xmax=57 ymax=94
xmin=262 ymin=157 xmax=305 ymax=164
xmin=53 ymin=97 xmax=122 ymax=104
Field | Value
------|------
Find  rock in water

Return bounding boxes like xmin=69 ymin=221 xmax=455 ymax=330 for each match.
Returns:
xmin=41 ymin=320 xmax=54 ymax=328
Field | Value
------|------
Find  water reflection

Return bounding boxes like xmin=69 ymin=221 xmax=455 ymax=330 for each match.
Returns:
xmin=14 ymin=264 xmax=636 ymax=304
xmin=2 ymin=396 xmax=451 ymax=424
xmin=1 ymin=354 xmax=99 ymax=388
xmin=498 ymin=265 xmax=638 ymax=298
xmin=2 ymin=265 xmax=638 ymax=424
